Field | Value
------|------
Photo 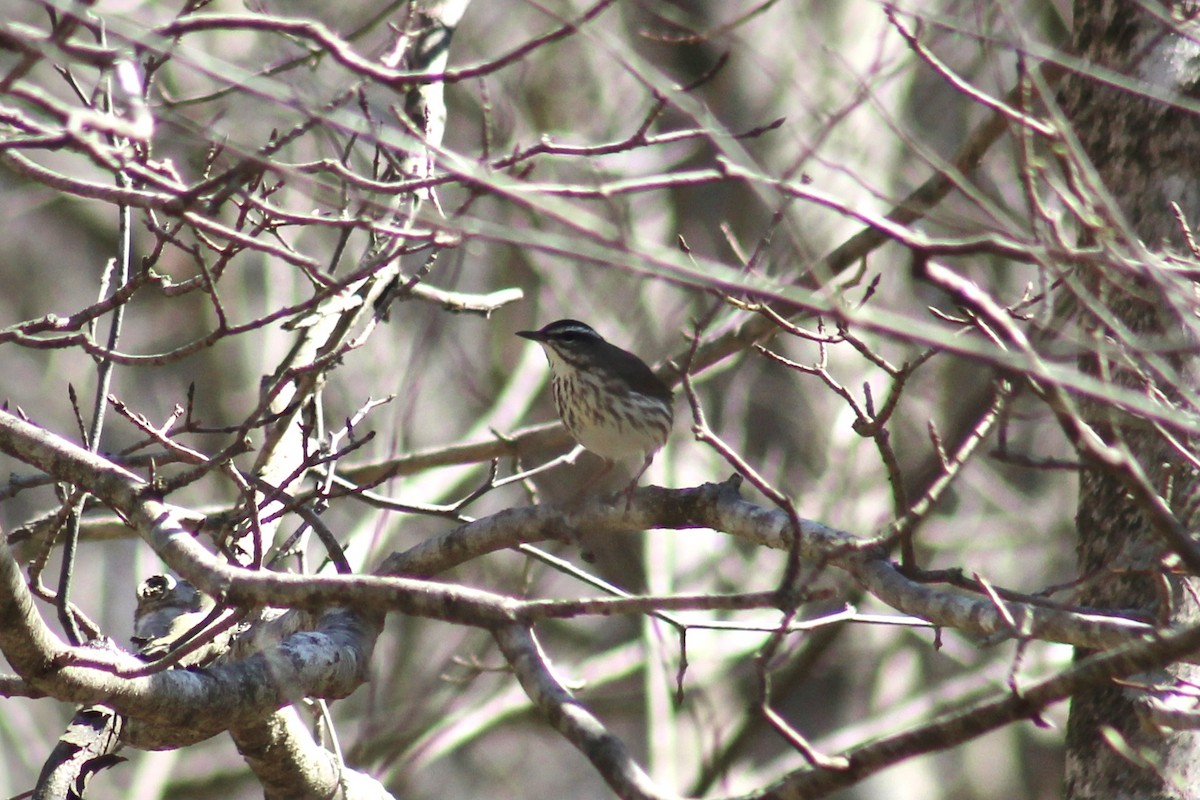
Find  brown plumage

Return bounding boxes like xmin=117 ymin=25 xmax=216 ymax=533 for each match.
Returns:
xmin=518 ymin=319 xmax=673 ymax=506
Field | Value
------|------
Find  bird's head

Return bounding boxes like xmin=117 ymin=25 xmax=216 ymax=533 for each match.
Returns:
xmin=516 ymin=319 xmax=606 ymax=370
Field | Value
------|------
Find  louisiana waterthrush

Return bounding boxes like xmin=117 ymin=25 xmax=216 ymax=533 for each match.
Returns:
xmin=517 ymin=319 xmax=673 ymax=505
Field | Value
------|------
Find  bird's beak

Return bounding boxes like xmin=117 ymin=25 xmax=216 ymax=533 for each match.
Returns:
xmin=516 ymin=330 xmax=544 ymax=342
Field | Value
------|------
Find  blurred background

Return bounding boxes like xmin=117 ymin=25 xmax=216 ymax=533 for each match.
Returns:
xmin=0 ymin=1 xmax=1081 ymax=797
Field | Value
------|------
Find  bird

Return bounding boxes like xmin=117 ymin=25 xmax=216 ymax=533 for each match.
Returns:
xmin=517 ymin=319 xmax=674 ymax=507
xmin=131 ymin=574 xmax=219 ymax=665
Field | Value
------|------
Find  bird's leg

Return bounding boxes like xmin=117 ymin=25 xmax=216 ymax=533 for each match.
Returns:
xmin=621 ymin=452 xmax=655 ymax=512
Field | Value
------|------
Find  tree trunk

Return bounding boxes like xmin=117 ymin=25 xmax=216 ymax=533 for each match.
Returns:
xmin=1062 ymin=2 xmax=1200 ymax=797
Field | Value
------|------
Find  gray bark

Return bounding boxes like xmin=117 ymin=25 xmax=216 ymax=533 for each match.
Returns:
xmin=1062 ymin=2 xmax=1200 ymax=797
